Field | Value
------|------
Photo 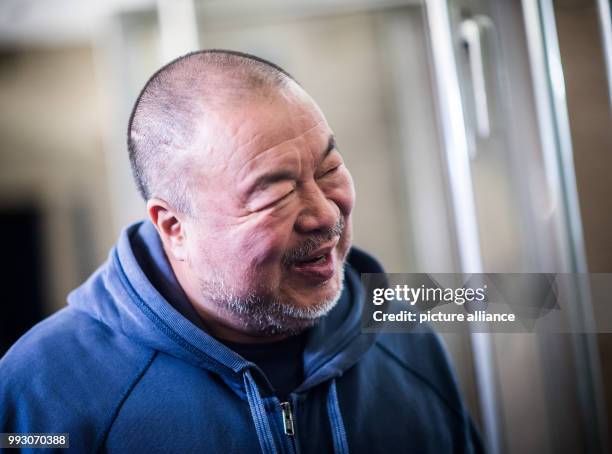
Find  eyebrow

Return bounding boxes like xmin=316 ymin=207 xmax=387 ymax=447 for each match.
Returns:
xmin=323 ymin=135 xmax=337 ymax=160
xmin=246 ymin=134 xmax=338 ymax=195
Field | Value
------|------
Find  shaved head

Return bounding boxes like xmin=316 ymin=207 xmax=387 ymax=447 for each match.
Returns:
xmin=127 ymin=49 xmax=297 ymax=215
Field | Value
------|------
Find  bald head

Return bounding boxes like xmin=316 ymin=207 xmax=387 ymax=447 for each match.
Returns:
xmin=127 ymin=50 xmax=298 ymax=215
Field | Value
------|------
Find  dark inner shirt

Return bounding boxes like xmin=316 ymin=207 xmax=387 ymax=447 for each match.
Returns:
xmin=132 ymin=223 xmax=306 ymax=400
xmin=220 ymin=332 xmax=308 ymax=401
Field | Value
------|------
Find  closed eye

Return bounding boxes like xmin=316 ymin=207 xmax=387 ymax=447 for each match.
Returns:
xmin=317 ymin=164 xmax=341 ymax=179
xmin=277 ymin=188 xmax=295 ymax=202
xmin=254 ymin=188 xmax=295 ymax=211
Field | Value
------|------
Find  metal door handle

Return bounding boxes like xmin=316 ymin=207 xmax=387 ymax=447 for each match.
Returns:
xmin=460 ymin=15 xmax=494 ymax=139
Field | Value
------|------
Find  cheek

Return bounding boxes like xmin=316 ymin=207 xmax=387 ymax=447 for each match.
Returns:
xmin=235 ymin=213 xmax=296 ymax=268
xmin=323 ymin=170 xmax=355 ymax=216
xmin=186 ymin=226 xmax=226 ymax=271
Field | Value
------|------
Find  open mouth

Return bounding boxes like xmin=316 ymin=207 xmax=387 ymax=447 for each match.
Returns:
xmin=297 ymin=254 xmax=327 ymax=265
xmin=291 ymin=251 xmax=335 ymax=281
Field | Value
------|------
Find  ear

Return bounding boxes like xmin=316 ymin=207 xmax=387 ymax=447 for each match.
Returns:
xmin=147 ymin=198 xmax=188 ymax=261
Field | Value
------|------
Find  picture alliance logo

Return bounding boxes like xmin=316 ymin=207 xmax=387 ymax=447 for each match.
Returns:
xmin=371 ymin=284 xmax=488 ymax=307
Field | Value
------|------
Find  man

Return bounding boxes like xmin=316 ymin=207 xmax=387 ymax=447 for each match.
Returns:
xmin=0 ymin=50 xmax=482 ymax=453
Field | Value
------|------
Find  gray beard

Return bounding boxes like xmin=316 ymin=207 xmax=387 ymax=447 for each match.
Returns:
xmin=198 ymin=267 xmax=345 ymax=336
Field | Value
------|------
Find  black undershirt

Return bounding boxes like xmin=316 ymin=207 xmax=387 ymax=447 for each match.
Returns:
xmin=220 ymin=332 xmax=308 ymax=401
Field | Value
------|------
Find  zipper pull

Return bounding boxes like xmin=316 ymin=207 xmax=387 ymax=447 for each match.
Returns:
xmin=280 ymin=401 xmax=295 ymax=436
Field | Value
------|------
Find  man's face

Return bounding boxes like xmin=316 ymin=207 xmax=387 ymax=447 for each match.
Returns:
xmin=181 ymin=85 xmax=355 ymax=335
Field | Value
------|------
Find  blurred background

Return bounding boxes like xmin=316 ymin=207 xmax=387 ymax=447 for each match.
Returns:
xmin=0 ymin=0 xmax=611 ymax=452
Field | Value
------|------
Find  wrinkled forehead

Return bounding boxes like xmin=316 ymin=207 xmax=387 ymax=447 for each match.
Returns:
xmin=195 ymin=88 xmax=331 ymax=174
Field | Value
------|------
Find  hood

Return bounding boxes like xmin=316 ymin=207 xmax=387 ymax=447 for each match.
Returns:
xmin=67 ymin=220 xmax=383 ymax=393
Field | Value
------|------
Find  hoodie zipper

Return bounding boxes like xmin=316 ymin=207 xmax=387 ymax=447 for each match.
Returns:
xmin=280 ymin=401 xmax=295 ymax=436
xmin=280 ymin=400 xmax=297 ymax=454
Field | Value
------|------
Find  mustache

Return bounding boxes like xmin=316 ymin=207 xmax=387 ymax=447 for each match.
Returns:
xmin=281 ymin=216 xmax=346 ymax=268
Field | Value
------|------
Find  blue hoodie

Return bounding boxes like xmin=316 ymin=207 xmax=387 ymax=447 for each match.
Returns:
xmin=0 ymin=221 xmax=483 ymax=453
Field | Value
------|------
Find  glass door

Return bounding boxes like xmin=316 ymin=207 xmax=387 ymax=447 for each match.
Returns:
xmin=426 ymin=0 xmax=608 ymax=452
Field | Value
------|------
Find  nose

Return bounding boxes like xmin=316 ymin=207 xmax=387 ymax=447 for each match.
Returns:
xmin=295 ymin=182 xmax=339 ymax=234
